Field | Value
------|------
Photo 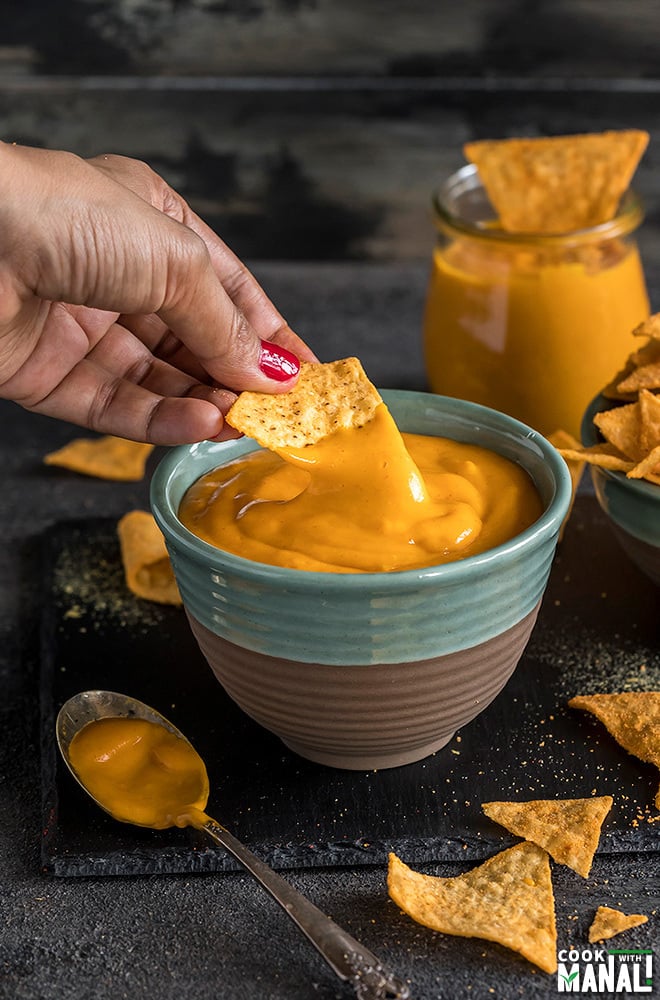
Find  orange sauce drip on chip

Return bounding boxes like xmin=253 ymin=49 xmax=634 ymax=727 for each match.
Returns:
xmin=179 ymin=403 xmax=542 ymax=573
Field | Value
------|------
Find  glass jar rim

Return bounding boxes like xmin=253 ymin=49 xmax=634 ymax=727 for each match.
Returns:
xmin=432 ymin=163 xmax=645 ymax=247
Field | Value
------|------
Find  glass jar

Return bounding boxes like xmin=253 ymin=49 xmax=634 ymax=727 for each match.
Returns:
xmin=423 ymin=164 xmax=650 ymax=438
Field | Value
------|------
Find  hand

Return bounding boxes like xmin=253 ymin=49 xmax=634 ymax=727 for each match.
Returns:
xmin=0 ymin=144 xmax=317 ymax=444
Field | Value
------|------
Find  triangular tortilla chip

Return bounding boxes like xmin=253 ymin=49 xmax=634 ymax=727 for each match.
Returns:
xmin=482 ymin=796 xmax=612 ymax=878
xmin=226 ymin=358 xmax=382 ymax=449
xmin=117 ymin=510 xmax=181 ymax=606
xmin=557 ymin=443 xmax=634 ymax=473
xmin=638 ymin=388 xmax=660 ymax=453
xmin=569 ymin=692 xmax=660 ymax=809
xmin=44 ymin=435 xmax=154 ymax=481
xmin=633 ymin=314 xmax=660 ymax=341
xmin=617 ymin=360 xmax=660 ymax=394
xmin=593 ymin=401 xmax=645 ymax=462
xmin=588 ymin=906 xmax=648 ymax=943
xmin=464 ymin=130 xmax=648 ymax=234
xmin=388 ymin=843 xmax=557 ymax=974
xmin=629 ymin=443 xmax=660 ymax=480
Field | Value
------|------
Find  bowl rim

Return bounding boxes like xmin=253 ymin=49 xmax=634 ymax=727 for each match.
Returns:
xmin=581 ymin=391 xmax=660 ymax=500
xmin=151 ymin=390 xmax=573 ymax=590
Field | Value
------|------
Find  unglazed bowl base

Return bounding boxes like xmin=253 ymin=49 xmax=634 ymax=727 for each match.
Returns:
xmin=187 ymin=602 xmax=540 ymax=770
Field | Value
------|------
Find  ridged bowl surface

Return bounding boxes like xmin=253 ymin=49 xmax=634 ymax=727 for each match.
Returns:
xmin=151 ymin=390 xmax=571 ymax=768
xmin=581 ymin=393 xmax=660 ymax=585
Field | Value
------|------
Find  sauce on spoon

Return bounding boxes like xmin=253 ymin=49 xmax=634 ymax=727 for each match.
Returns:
xmin=68 ymin=716 xmax=211 ymax=831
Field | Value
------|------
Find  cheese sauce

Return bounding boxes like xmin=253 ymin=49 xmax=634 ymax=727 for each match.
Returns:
xmin=179 ymin=403 xmax=542 ymax=573
xmin=68 ymin=716 xmax=210 ymax=830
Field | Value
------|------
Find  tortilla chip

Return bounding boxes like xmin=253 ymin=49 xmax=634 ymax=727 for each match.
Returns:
xmin=463 ymin=130 xmax=648 ymax=234
xmin=482 ymin=796 xmax=612 ymax=878
xmin=629 ymin=444 xmax=660 ymax=480
xmin=638 ymin=389 xmax=660 ymax=452
xmin=557 ymin=443 xmax=634 ymax=473
xmin=588 ymin=906 xmax=648 ymax=943
xmin=593 ymin=402 xmax=645 ymax=462
xmin=617 ymin=361 xmax=660 ymax=394
xmin=569 ymin=692 xmax=660 ymax=809
xmin=117 ymin=510 xmax=181 ymax=606
xmin=226 ymin=358 xmax=382 ymax=449
xmin=633 ymin=314 xmax=660 ymax=341
xmin=45 ymin=435 xmax=154 ymax=482
xmin=387 ymin=843 xmax=557 ymax=974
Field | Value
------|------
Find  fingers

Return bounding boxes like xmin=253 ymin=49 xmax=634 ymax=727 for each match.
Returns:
xmin=31 ymin=354 xmax=233 ymax=445
xmin=88 ymin=152 xmax=318 ymax=367
xmin=3 ymin=305 xmax=238 ymax=445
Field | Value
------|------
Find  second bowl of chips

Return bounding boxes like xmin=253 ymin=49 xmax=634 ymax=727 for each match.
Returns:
xmin=581 ymin=392 xmax=660 ymax=585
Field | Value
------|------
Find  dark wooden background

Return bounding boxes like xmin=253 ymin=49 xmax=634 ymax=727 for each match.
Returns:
xmin=2 ymin=0 xmax=660 ymax=263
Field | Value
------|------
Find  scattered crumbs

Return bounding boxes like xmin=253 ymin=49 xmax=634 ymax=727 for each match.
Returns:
xmin=529 ymin=619 xmax=659 ymax=698
xmin=53 ymin=536 xmax=168 ymax=632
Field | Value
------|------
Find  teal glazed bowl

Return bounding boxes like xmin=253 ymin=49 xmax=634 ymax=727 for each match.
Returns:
xmin=581 ymin=392 xmax=660 ymax=585
xmin=151 ymin=391 xmax=572 ymax=770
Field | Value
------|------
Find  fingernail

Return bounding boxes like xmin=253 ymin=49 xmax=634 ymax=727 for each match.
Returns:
xmin=258 ymin=340 xmax=300 ymax=382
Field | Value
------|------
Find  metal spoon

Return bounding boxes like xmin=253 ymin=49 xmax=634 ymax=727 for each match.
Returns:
xmin=56 ymin=690 xmax=410 ymax=1000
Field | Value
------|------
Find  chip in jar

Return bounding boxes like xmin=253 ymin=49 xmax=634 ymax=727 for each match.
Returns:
xmin=226 ymin=357 xmax=382 ymax=450
xmin=117 ymin=510 xmax=181 ymax=606
xmin=44 ymin=435 xmax=154 ymax=481
xmin=588 ymin=906 xmax=648 ymax=943
xmin=463 ymin=130 xmax=648 ymax=234
xmin=482 ymin=795 xmax=613 ymax=878
xmin=569 ymin=692 xmax=660 ymax=809
xmin=387 ymin=843 xmax=557 ymax=974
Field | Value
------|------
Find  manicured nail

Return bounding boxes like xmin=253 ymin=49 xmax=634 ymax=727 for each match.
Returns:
xmin=258 ymin=340 xmax=300 ymax=382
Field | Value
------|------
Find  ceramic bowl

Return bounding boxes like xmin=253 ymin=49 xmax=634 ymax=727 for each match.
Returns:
xmin=581 ymin=392 xmax=660 ymax=585
xmin=151 ymin=391 xmax=571 ymax=770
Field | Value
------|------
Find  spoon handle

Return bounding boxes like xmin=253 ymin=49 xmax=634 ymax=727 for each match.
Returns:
xmin=202 ymin=818 xmax=410 ymax=1000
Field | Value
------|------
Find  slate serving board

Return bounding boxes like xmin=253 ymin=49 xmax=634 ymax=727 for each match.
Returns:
xmin=41 ymin=496 xmax=660 ymax=877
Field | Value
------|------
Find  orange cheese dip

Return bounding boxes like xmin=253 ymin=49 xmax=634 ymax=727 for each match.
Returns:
xmin=179 ymin=403 xmax=542 ymax=574
xmin=424 ymin=237 xmax=649 ymax=438
xmin=68 ymin=717 xmax=210 ymax=830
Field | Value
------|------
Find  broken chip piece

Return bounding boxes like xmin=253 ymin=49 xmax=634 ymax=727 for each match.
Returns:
xmin=226 ymin=357 xmax=382 ymax=450
xmin=482 ymin=796 xmax=613 ymax=878
xmin=569 ymin=692 xmax=660 ymax=809
xmin=588 ymin=906 xmax=648 ymax=944
xmin=45 ymin=435 xmax=154 ymax=482
xmin=387 ymin=843 xmax=557 ymax=974
xmin=463 ymin=130 xmax=648 ymax=234
xmin=117 ymin=510 xmax=181 ymax=606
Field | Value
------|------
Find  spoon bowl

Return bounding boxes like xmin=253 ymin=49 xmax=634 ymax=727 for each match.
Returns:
xmin=56 ymin=690 xmax=410 ymax=1000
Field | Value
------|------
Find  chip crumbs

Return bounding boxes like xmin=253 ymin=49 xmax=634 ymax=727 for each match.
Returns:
xmin=588 ymin=906 xmax=648 ymax=944
xmin=387 ymin=843 xmax=557 ymax=974
xmin=225 ymin=357 xmax=382 ymax=450
xmin=569 ymin=692 xmax=660 ymax=809
xmin=44 ymin=435 xmax=154 ymax=481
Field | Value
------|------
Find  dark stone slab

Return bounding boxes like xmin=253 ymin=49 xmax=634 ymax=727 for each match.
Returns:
xmin=41 ymin=494 xmax=659 ymax=878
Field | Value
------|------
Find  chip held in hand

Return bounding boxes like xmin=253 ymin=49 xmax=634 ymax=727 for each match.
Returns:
xmin=226 ymin=357 xmax=383 ymax=450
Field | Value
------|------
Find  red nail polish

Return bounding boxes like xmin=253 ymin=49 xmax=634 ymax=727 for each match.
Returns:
xmin=258 ymin=340 xmax=300 ymax=382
